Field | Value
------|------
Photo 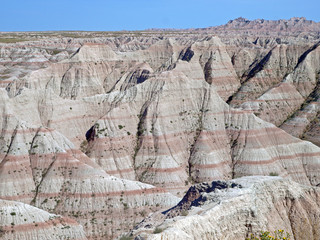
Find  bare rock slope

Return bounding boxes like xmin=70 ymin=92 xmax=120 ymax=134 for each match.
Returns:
xmin=0 ymin=199 xmax=87 ymax=240
xmin=1 ymin=17 xmax=320 ymax=239
xmin=0 ymin=105 xmax=179 ymax=239
xmin=86 ymin=39 xmax=320 ymax=195
xmin=133 ymin=176 xmax=320 ymax=240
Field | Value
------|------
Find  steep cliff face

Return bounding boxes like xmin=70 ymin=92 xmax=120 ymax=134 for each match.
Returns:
xmin=231 ymin=41 xmax=320 ymax=126
xmin=133 ymin=177 xmax=320 ymax=240
xmin=86 ymin=40 xmax=320 ymax=195
xmin=216 ymin=33 xmax=320 ymax=146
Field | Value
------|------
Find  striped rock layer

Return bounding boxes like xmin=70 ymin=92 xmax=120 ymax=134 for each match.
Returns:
xmin=224 ymin=38 xmax=320 ymax=145
xmin=87 ymin=55 xmax=320 ymax=195
xmin=0 ymin=86 xmax=180 ymax=239
xmin=0 ymin=111 xmax=179 ymax=239
xmin=0 ymin=199 xmax=87 ymax=240
xmin=1 ymin=20 xmax=320 ymax=239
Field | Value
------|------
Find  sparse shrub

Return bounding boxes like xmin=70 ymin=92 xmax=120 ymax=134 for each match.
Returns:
xmin=119 ymin=236 xmax=133 ymax=240
xmin=246 ymin=230 xmax=290 ymax=240
xmin=0 ymin=226 xmax=5 ymax=237
xmin=153 ymin=227 xmax=163 ymax=234
xmin=139 ymin=210 xmax=147 ymax=217
xmin=181 ymin=210 xmax=188 ymax=216
xmin=51 ymin=49 xmax=62 ymax=55
xmin=80 ymin=140 xmax=88 ymax=153
xmin=269 ymin=172 xmax=279 ymax=176
xmin=123 ymin=203 xmax=128 ymax=210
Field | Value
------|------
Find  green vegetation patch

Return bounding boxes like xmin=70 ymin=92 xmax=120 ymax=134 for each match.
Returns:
xmin=0 ymin=38 xmax=29 ymax=43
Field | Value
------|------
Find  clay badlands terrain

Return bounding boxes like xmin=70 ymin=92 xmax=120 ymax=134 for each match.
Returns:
xmin=1 ymin=17 xmax=320 ymax=239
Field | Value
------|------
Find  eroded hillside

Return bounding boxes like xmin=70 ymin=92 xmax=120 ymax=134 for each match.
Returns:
xmin=1 ymin=17 xmax=320 ymax=239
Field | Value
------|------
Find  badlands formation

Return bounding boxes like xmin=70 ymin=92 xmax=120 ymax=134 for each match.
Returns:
xmin=132 ymin=176 xmax=320 ymax=240
xmin=0 ymin=17 xmax=320 ymax=239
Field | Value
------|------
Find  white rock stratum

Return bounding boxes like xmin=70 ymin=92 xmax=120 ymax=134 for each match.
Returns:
xmin=132 ymin=176 xmax=320 ymax=240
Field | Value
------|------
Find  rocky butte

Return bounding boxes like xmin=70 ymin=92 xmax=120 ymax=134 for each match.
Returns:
xmin=0 ymin=17 xmax=320 ymax=239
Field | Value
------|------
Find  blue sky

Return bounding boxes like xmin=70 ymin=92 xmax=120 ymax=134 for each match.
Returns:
xmin=1 ymin=0 xmax=320 ymax=31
